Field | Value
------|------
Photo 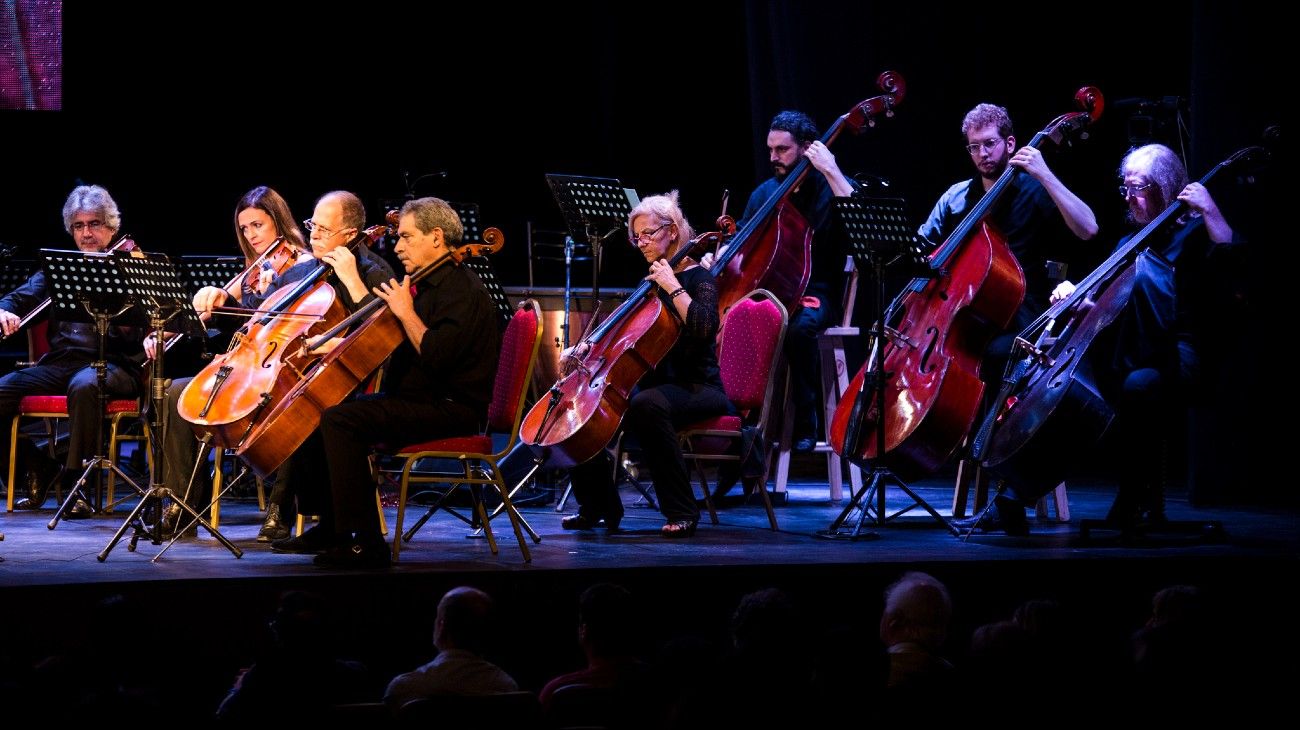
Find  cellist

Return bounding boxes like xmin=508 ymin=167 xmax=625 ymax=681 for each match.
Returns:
xmin=146 ymin=185 xmax=309 ymax=539
xmin=972 ymin=144 xmax=1242 ymax=533
xmin=705 ymin=111 xmax=857 ymax=454
xmin=269 ymin=196 xmax=498 ymax=568
xmin=559 ymin=192 xmax=731 ymax=538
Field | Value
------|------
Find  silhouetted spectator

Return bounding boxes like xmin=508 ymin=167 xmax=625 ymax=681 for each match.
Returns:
xmin=384 ymin=586 xmax=517 ymax=711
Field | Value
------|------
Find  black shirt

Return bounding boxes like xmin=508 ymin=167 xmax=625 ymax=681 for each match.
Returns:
xmin=642 ymin=266 xmax=722 ymax=390
xmin=244 ymin=240 xmax=395 ymax=314
xmin=918 ymin=173 xmax=1072 ymax=325
xmin=382 ymin=262 xmax=500 ymax=414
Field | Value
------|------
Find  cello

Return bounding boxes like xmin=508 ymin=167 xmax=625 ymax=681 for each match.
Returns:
xmin=830 ymin=87 xmax=1103 ymax=480
xmin=519 ymin=230 xmax=720 ymax=468
xmin=710 ymin=71 xmax=905 ymax=316
xmin=175 ymin=233 xmax=375 ymax=447
xmin=234 ymin=230 xmax=504 ymax=478
xmin=975 ymin=144 xmax=1268 ymax=497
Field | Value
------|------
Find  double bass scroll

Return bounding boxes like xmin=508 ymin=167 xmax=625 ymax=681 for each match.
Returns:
xmin=710 ymin=71 xmax=906 ymax=317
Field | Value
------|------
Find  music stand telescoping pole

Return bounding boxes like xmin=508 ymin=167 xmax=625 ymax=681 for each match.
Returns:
xmin=37 ymin=248 xmax=147 ymax=529
xmin=818 ymin=197 xmax=959 ymax=539
xmin=91 ymin=251 xmax=242 ymax=560
xmin=541 ymin=174 xmax=640 ymax=509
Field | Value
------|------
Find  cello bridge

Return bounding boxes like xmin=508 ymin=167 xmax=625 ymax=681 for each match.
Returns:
xmin=1014 ymin=336 xmax=1054 ymax=367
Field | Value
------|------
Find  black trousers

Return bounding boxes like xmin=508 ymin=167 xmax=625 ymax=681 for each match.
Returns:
xmin=286 ymin=394 xmax=481 ymax=540
xmin=0 ymin=356 xmax=140 ymax=472
xmin=571 ymin=382 xmax=730 ymax=523
xmin=784 ymin=282 xmax=838 ymax=440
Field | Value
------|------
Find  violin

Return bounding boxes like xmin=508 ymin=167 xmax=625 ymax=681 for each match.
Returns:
xmin=234 ymin=230 xmax=505 ymax=478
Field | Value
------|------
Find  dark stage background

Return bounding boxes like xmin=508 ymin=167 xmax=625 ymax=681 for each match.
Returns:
xmin=0 ymin=1 xmax=1283 ymax=502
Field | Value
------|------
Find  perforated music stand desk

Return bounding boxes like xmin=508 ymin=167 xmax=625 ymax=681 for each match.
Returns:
xmin=545 ymin=174 xmax=640 ymax=301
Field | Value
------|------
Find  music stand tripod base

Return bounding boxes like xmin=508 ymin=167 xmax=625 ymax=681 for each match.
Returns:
xmin=90 ymin=251 xmax=241 ymax=560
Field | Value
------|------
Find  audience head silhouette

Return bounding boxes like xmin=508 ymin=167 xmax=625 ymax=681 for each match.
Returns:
xmin=434 ymin=586 xmax=496 ymax=655
xmin=879 ymin=571 xmax=952 ymax=650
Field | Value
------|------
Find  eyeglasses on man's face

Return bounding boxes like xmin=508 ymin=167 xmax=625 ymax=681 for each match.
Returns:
xmin=303 ymin=218 xmax=351 ymax=239
xmin=965 ymin=137 xmax=1006 ymax=155
xmin=71 ymin=219 xmax=106 ymax=232
xmin=631 ymin=222 xmax=672 ymax=244
xmin=1118 ymin=181 xmax=1155 ymax=198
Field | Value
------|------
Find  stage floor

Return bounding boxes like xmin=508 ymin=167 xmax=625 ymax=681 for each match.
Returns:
xmin=3 ymin=476 xmax=1296 ymax=587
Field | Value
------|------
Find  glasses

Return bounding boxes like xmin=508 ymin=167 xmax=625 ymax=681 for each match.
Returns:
xmin=1118 ymin=182 xmax=1155 ymax=198
xmin=71 ymin=219 xmax=106 ymax=232
xmin=631 ymin=222 xmax=672 ymax=243
xmin=965 ymin=138 xmax=1005 ymax=155
xmin=303 ymin=218 xmax=351 ymax=239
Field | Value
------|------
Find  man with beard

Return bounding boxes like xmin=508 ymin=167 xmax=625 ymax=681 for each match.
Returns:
xmin=726 ymin=111 xmax=857 ymax=454
xmin=931 ymin=103 xmax=1097 ymax=536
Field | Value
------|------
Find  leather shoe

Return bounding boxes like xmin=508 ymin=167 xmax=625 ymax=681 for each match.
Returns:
xmin=257 ymin=503 xmax=291 ymax=543
xmin=561 ymin=512 xmax=621 ymax=531
xmin=13 ymin=449 xmax=60 ymax=510
xmin=660 ymin=519 xmax=698 ymax=538
xmin=270 ymin=525 xmax=336 ymax=554
xmin=952 ymin=495 xmax=1029 ymax=536
xmin=64 ymin=498 xmax=94 ymax=520
xmin=313 ymin=539 xmax=390 ymax=569
xmin=793 ymin=437 xmax=816 ymax=454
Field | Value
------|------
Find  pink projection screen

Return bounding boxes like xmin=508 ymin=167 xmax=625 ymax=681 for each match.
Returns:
xmin=1 ymin=1 xmax=61 ymax=111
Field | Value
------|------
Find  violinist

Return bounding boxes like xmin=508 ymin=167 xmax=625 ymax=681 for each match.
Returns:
xmin=269 ymin=196 xmax=497 ymax=568
xmin=148 ymin=186 xmax=307 ymax=539
xmin=560 ymin=192 xmax=731 ymax=538
xmin=708 ymin=111 xmax=856 ymax=455
xmin=2 ymin=185 xmax=144 ymax=515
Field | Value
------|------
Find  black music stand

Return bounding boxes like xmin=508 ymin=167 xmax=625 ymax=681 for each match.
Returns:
xmin=37 ymin=249 xmax=148 ymax=528
xmin=91 ymin=252 xmax=242 ymax=560
xmin=545 ymin=174 xmax=640 ymax=305
xmin=451 ymin=201 xmax=514 ymax=329
xmin=819 ymin=197 xmax=958 ymax=539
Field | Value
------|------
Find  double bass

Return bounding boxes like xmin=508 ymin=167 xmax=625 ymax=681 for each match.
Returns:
xmin=234 ymin=230 xmax=504 ymax=478
xmin=710 ymin=71 xmax=905 ymax=316
xmin=830 ymin=87 xmax=1103 ymax=480
xmin=975 ymin=144 xmax=1267 ymax=497
xmin=519 ymin=231 xmax=719 ymax=468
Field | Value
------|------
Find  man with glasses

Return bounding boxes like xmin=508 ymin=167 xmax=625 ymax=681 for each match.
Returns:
xmin=270 ymin=197 xmax=497 ymax=567
xmin=1 ymin=185 xmax=144 ymax=515
xmin=1040 ymin=143 xmax=1241 ymax=529
xmin=706 ymin=110 xmax=857 ymax=456
xmin=930 ymin=104 xmax=1098 ymax=536
xmin=920 ymin=102 xmax=1098 ymax=337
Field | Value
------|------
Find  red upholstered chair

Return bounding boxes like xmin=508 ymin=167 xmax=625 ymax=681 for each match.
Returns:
xmin=385 ymin=299 xmax=543 ymax=562
xmin=6 ymin=321 xmax=148 ymax=512
xmin=676 ymin=289 xmax=788 ymax=529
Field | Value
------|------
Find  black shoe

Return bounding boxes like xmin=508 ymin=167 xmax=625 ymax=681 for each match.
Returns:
xmin=561 ymin=512 xmax=621 ymax=531
xmin=64 ymin=498 xmax=94 ymax=520
xmin=256 ymin=503 xmax=291 ymax=543
xmin=952 ymin=495 xmax=1029 ymax=536
xmin=270 ymin=525 xmax=336 ymax=554
xmin=13 ymin=448 xmax=60 ymax=510
xmin=793 ymin=437 xmax=817 ymax=453
xmin=313 ymin=539 xmax=390 ymax=569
